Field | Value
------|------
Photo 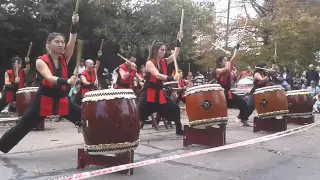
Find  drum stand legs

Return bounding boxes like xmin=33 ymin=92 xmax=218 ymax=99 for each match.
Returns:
xmin=253 ymin=115 xmax=287 ymax=133
xmin=151 ymin=113 xmax=173 ymax=131
xmin=287 ymin=115 xmax=315 ymax=125
xmin=77 ymin=149 xmax=134 ymax=175
xmin=183 ymin=124 xmax=226 ymax=147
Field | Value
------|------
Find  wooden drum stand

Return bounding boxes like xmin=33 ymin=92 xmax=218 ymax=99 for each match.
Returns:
xmin=183 ymin=123 xmax=226 ymax=147
xmin=253 ymin=114 xmax=288 ymax=133
xmin=287 ymin=113 xmax=315 ymax=125
xmin=77 ymin=149 xmax=135 ymax=175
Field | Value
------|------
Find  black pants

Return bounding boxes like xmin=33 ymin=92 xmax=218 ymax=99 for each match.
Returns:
xmin=0 ymin=95 xmax=8 ymax=112
xmin=246 ymin=94 xmax=256 ymax=118
xmin=138 ymin=95 xmax=182 ymax=130
xmin=227 ymin=93 xmax=249 ymax=121
xmin=0 ymin=95 xmax=81 ymax=153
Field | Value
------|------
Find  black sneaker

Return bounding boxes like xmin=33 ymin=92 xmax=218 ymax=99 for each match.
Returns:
xmin=176 ymin=129 xmax=184 ymax=135
xmin=242 ymin=121 xmax=252 ymax=127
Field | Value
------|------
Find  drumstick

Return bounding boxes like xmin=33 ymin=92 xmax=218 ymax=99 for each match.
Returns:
xmin=99 ymin=39 xmax=104 ymax=51
xmin=74 ymin=0 xmax=80 ymax=14
xmin=117 ymin=53 xmax=137 ymax=67
xmin=171 ymin=50 xmax=179 ymax=75
xmin=179 ymin=9 xmax=185 ymax=42
xmin=14 ymin=61 xmax=19 ymax=78
xmin=212 ymin=43 xmax=230 ymax=54
xmin=188 ymin=63 xmax=190 ymax=72
xmin=26 ymin=42 xmax=33 ymax=58
xmin=74 ymin=39 xmax=84 ymax=78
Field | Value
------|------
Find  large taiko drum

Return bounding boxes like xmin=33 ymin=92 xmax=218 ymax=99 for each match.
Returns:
xmin=16 ymin=87 xmax=39 ymax=116
xmin=254 ymin=85 xmax=288 ymax=117
xmin=81 ymin=89 xmax=140 ymax=154
xmin=185 ymin=84 xmax=228 ymax=129
xmin=286 ymin=90 xmax=313 ymax=116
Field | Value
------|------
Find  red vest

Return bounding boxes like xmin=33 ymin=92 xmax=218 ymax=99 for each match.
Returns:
xmin=145 ymin=59 xmax=167 ymax=104
xmin=115 ymin=63 xmax=136 ymax=89
xmin=80 ymin=69 xmax=96 ymax=97
xmin=5 ymin=69 xmax=25 ymax=103
xmin=38 ymin=54 xmax=69 ymax=116
xmin=178 ymin=79 xmax=185 ymax=88
xmin=217 ymin=71 xmax=233 ymax=99
xmin=139 ymin=73 xmax=146 ymax=79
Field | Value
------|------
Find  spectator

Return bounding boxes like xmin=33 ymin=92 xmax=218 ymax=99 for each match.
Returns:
xmin=292 ymin=72 xmax=305 ymax=90
xmin=307 ymin=80 xmax=320 ymax=101
xmin=205 ymin=66 xmax=214 ymax=84
xmin=186 ymin=72 xmax=194 ymax=87
xmin=280 ymin=65 xmax=292 ymax=91
xmin=193 ymin=71 xmax=205 ymax=86
xmin=68 ymin=80 xmax=81 ymax=102
xmin=238 ymin=66 xmax=253 ymax=80
xmin=306 ymin=64 xmax=319 ymax=86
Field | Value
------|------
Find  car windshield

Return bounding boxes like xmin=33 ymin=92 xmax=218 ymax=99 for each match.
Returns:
xmin=237 ymin=78 xmax=253 ymax=85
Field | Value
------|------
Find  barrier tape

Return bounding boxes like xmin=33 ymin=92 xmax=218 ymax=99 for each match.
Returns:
xmin=52 ymin=121 xmax=320 ymax=180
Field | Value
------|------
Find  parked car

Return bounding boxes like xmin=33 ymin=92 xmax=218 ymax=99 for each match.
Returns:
xmin=231 ymin=77 xmax=254 ymax=99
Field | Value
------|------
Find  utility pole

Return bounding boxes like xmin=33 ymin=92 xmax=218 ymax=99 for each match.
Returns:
xmin=225 ymin=0 xmax=231 ymax=49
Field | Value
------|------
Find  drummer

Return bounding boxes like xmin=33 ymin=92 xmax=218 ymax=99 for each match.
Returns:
xmin=114 ymin=52 xmax=144 ymax=89
xmin=0 ymin=56 xmax=30 ymax=113
xmin=175 ymin=70 xmax=189 ymax=104
xmin=138 ymin=32 xmax=184 ymax=135
xmin=247 ymin=63 xmax=269 ymax=117
xmin=0 ymin=13 xmax=82 ymax=154
xmin=75 ymin=59 xmax=99 ymax=105
xmin=214 ymin=44 xmax=251 ymax=126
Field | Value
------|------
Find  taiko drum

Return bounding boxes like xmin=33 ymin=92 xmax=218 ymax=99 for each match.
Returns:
xmin=81 ymin=89 xmax=140 ymax=154
xmin=16 ymin=87 xmax=39 ymax=116
xmin=185 ymin=84 xmax=228 ymax=129
xmin=286 ymin=90 xmax=313 ymax=116
xmin=253 ymin=85 xmax=288 ymax=117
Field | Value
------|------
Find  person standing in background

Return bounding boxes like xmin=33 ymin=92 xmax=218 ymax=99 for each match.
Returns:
xmin=193 ymin=70 xmax=205 ymax=86
xmin=306 ymin=64 xmax=319 ymax=86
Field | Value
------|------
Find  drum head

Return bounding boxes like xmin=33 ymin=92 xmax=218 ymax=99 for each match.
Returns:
xmin=163 ymin=81 xmax=178 ymax=86
xmin=185 ymin=84 xmax=223 ymax=96
xmin=82 ymin=89 xmax=136 ymax=102
xmin=16 ymin=87 xmax=39 ymax=94
xmin=286 ymin=89 xmax=311 ymax=96
xmin=254 ymin=85 xmax=284 ymax=94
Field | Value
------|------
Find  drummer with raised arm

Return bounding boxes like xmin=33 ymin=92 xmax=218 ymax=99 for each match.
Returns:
xmin=247 ymin=63 xmax=269 ymax=117
xmin=115 ymin=52 xmax=144 ymax=89
xmin=138 ymin=32 xmax=184 ymax=135
xmin=0 ymin=13 xmax=82 ymax=154
xmin=0 ymin=56 xmax=30 ymax=112
xmin=214 ymin=44 xmax=251 ymax=126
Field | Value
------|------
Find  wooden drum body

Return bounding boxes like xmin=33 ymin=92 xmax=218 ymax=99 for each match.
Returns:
xmin=286 ymin=90 xmax=313 ymax=116
xmin=254 ymin=85 xmax=288 ymax=117
xmin=81 ymin=89 xmax=140 ymax=154
xmin=185 ymin=84 xmax=228 ymax=129
xmin=16 ymin=87 xmax=39 ymax=116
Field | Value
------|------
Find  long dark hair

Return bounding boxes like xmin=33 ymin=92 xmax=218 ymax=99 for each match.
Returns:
xmin=148 ymin=40 xmax=165 ymax=60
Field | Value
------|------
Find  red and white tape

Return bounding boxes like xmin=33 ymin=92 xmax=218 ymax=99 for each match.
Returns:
xmin=52 ymin=121 xmax=320 ymax=180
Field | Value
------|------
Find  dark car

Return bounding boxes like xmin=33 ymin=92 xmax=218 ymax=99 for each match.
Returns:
xmin=231 ymin=77 xmax=254 ymax=99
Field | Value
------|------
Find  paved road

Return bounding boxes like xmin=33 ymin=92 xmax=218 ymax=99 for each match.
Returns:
xmin=1 ymin=111 xmax=320 ymax=180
